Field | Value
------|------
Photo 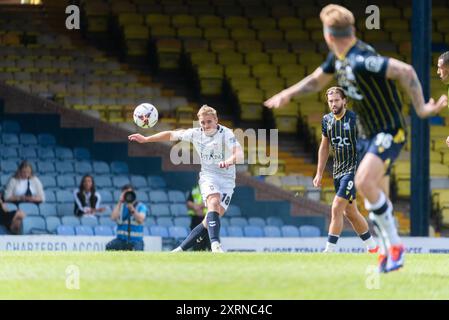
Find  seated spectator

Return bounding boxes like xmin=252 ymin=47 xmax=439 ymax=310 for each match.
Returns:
xmin=4 ymin=161 xmax=45 ymax=204
xmin=73 ymin=174 xmax=105 ymax=217
xmin=0 ymin=191 xmax=26 ymax=234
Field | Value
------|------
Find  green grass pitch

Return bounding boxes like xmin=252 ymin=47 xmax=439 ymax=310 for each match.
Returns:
xmin=1 ymin=251 xmax=448 ymax=299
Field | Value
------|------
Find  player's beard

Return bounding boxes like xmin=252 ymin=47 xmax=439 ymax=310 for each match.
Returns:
xmin=332 ymin=104 xmax=344 ymax=116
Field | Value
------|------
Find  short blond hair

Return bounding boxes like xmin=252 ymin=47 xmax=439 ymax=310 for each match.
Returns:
xmin=320 ymin=4 xmax=355 ymax=28
xmin=197 ymin=104 xmax=217 ymax=119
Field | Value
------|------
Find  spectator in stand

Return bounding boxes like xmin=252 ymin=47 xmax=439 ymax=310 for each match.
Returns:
xmin=4 ymin=161 xmax=45 ymax=204
xmin=73 ymin=174 xmax=105 ymax=217
xmin=0 ymin=191 xmax=26 ymax=234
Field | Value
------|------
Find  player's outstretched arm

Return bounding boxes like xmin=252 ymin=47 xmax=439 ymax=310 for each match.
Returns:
xmin=219 ymin=146 xmax=244 ymax=169
xmin=128 ymin=130 xmax=179 ymax=143
xmin=386 ymin=58 xmax=448 ymax=118
xmin=264 ymin=67 xmax=333 ymax=109
xmin=313 ymin=135 xmax=330 ymax=188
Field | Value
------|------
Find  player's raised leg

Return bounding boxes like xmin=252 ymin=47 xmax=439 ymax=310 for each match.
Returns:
xmin=355 ymin=153 xmax=403 ymax=272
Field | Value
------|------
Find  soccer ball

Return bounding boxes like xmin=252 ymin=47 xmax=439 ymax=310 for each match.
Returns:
xmin=133 ymin=103 xmax=158 ymax=128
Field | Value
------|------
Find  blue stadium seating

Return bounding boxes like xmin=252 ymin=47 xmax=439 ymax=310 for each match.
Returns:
xmin=96 ymin=176 xmax=112 ymax=189
xmin=143 ymin=227 xmax=150 ymax=236
xmin=130 ymin=175 xmax=148 ymax=189
xmin=4 ymin=203 xmax=17 ymax=211
xmin=37 ymin=133 xmax=56 ymax=146
xmin=135 ymin=191 xmax=149 ymax=202
xmin=55 ymin=161 xmax=74 ymax=174
xmin=150 ymin=204 xmax=171 ymax=216
xmin=169 ymin=204 xmax=188 ymax=216
xmin=168 ymin=190 xmax=185 ymax=203
xmin=2 ymin=133 xmax=19 ymax=145
xmin=39 ymin=203 xmax=55 ymax=216
xmin=45 ymin=216 xmax=61 ymax=233
xmin=41 ymin=176 xmax=57 ymax=189
xmin=248 ymin=217 xmax=266 ymax=227
xmin=94 ymin=225 xmax=114 ymax=236
xmin=263 ymin=226 xmax=282 ymax=237
xmin=18 ymin=146 xmax=37 ymax=159
xmin=2 ymin=146 xmax=18 ymax=159
xmin=56 ymin=190 xmax=73 ymax=203
xmin=55 ymin=147 xmax=73 ymax=160
xmin=73 ymin=148 xmax=91 ymax=160
xmin=226 ymin=205 xmax=242 ymax=217
xmin=156 ymin=217 xmax=174 ymax=227
xmin=220 ymin=217 xmax=230 ymax=227
xmin=144 ymin=216 xmax=156 ymax=227
xmin=98 ymin=190 xmax=113 ymax=203
xmin=75 ymin=225 xmax=94 ymax=236
xmin=168 ymin=226 xmax=189 ymax=239
xmin=281 ymin=225 xmax=300 ymax=237
xmin=74 ymin=161 xmax=92 ymax=174
xmin=173 ymin=217 xmax=190 ymax=228
xmin=57 ymin=175 xmax=76 ymax=189
xmin=57 ymin=225 xmax=75 ymax=235
xmin=61 ymin=216 xmax=81 ymax=226
xmin=244 ymin=226 xmax=264 ymax=237
xmin=37 ymin=147 xmax=55 ymax=159
xmin=149 ymin=190 xmax=169 ymax=203
xmin=111 ymin=161 xmax=129 ymax=174
xmin=19 ymin=202 xmax=40 ymax=216
xmin=56 ymin=203 xmax=75 ymax=216
xmin=19 ymin=133 xmax=37 ymax=145
xmin=22 ymin=216 xmax=46 ymax=234
xmin=227 ymin=226 xmax=244 ymax=237
xmin=80 ymin=216 xmax=98 ymax=226
xmin=147 ymin=175 xmax=167 ymax=189
xmin=0 ymin=174 xmax=10 ymax=186
xmin=299 ymin=225 xmax=321 ymax=237
xmin=149 ymin=226 xmax=169 ymax=237
xmin=266 ymin=216 xmax=284 ymax=227
xmin=112 ymin=175 xmax=130 ymax=188
xmin=92 ymin=161 xmax=110 ymax=174
xmin=1 ymin=160 xmax=18 ymax=173
xmin=99 ymin=216 xmax=116 ymax=226
xmin=230 ymin=217 xmax=248 ymax=227
xmin=1 ymin=120 xmax=21 ymax=133
xmin=37 ymin=161 xmax=55 ymax=173
xmin=220 ymin=226 xmax=228 ymax=237
xmin=0 ymin=225 xmax=10 ymax=235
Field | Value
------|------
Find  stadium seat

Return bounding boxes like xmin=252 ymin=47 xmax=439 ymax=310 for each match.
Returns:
xmin=80 ymin=215 xmax=98 ymax=226
xmin=130 ymin=175 xmax=148 ymax=189
xmin=2 ymin=146 xmax=18 ymax=159
xmin=92 ymin=161 xmax=110 ymax=174
xmin=147 ymin=176 xmax=167 ymax=189
xmin=56 ymin=225 xmax=75 ymax=236
xmin=220 ymin=217 xmax=229 ymax=227
xmin=112 ymin=175 xmax=131 ymax=188
xmin=18 ymin=202 xmax=40 ymax=216
xmin=144 ymin=216 xmax=156 ymax=227
xmin=37 ymin=133 xmax=56 ymax=146
xmin=299 ymin=225 xmax=321 ymax=237
xmin=22 ymin=216 xmax=46 ymax=234
xmin=39 ymin=203 xmax=57 ymax=216
xmin=173 ymin=217 xmax=190 ymax=228
xmin=149 ymin=190 xmax=169 ymax=203
xmin=54 ymin=147 xmax=73 ymax=160
xmin=227 ymin=226 xmax=244 ymax=237
xmin=244 ymin=226 xmax=264 ymax=237
xmin=266 ymin=216 xmax=284 ymax=227
xmin=230 ymin=217 xmax=248 ymax=227
xmin=226 ymin=205 xmax=242 ymax=217
xmin=74 ymin=161 xmax=93 ymax=174
xmin=167 ymin=190 xmax=185 ymax=203
xmin=57 ymin=204 xmax=75 ymax=217
xmin=281 ymin=225 xmax=300 ymax=237
xmin=169 ymin=204 xmax=188 ymax=217
xmin=55 ymin=161 xmax=74 ymax=174
xmin=1 ymin=120 xmax=20 ymax=133
xmin=220 ymin=226 xmax=228 ymax=237
xmin=45 ymin=216 xmax=60 ymax=233
xmin=99 ymin=216 xmax=116 ymax=227
xmin=150 ymin=204 xmax=171 ymax=217
xmin=73 ymin=148 xmax=91 ymax=160
xmin=0 ymin=160 xmax=17 ymax=174
xmin=168 ymin=226 xmax=189 ymax=239
xmin=149 ymin=225 xmax=169 ymax=237
xmin=57 ymin=175 xmax=76 ymax=189
xmin=56 ymin=190 xmax=74 ymax=203
xmin=1 ymin=133 xmax=19 ymax=145
xmin=156 ymin=217 xmax=174 ymax=227
xmin=98 ymin=190 xmax=113 ymax=203
xmin=111 ymin=161 xmax=129 ymax=174
xmin=96 ymin=176 xmax=113 ymax=189
xmin=18 ymin=147 xmax=37 ymax=160
xmin=248 ymin=217 xmax=266 ymax=227
xmin=37 ymin=147 xmax=55 ymax=160
xmin=75 ymin=225 xmax=94 ymax=236
xmin=94 ymin=225 xmax=114 ymax=236
xmin=19 ymin=133 xmax=37 ymax=145
xmin=134 ymin=191 xmax=149 ymax=202
xmin=61 ymin=216 xmax=81 ymax=226
xmin=263 ymin=226 xmax=282 ymax=237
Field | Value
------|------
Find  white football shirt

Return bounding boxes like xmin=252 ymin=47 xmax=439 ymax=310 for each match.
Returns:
xmin=173 ymin=125 xmax=241 ymax=180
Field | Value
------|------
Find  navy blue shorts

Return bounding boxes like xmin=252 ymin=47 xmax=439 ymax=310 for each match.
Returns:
xmin=334 ymin=173 xmax=356 ymax=203
xmin=105 ymin=238 xmax=144 ymax=251
xmin=357 ymin=130 xmax=405 ymax=176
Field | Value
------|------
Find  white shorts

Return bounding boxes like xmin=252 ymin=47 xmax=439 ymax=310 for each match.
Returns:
xmin=199 ymin=176 xmax=235 ymax=211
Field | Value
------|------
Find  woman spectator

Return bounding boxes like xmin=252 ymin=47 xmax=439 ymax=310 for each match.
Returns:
xmin=4 ymin=161 xmax=45 ymax=204
xmin=73 ymin=174 xmax=105 ymax=217
xmin=0 ymin=192 xmax=26 ymax=234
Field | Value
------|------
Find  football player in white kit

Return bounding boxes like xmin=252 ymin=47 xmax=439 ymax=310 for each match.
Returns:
xmin=128 ymin=105 xmax=243 ymax=252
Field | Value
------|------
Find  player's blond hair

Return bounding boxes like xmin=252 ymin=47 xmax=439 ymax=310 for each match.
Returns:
xmin=325 ymin=86 xmax=347 ymax=100
xmin=320 ymin=4 xmax=355 ymax=28
xmin=197 ymin=105 xmax=218 ymax=119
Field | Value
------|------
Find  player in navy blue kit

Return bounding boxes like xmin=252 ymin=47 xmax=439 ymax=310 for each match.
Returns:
xmin=314 ymin=87 xmax=378 ymax=253
xmin=265 ymin=4 xmax=447 ymax=272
